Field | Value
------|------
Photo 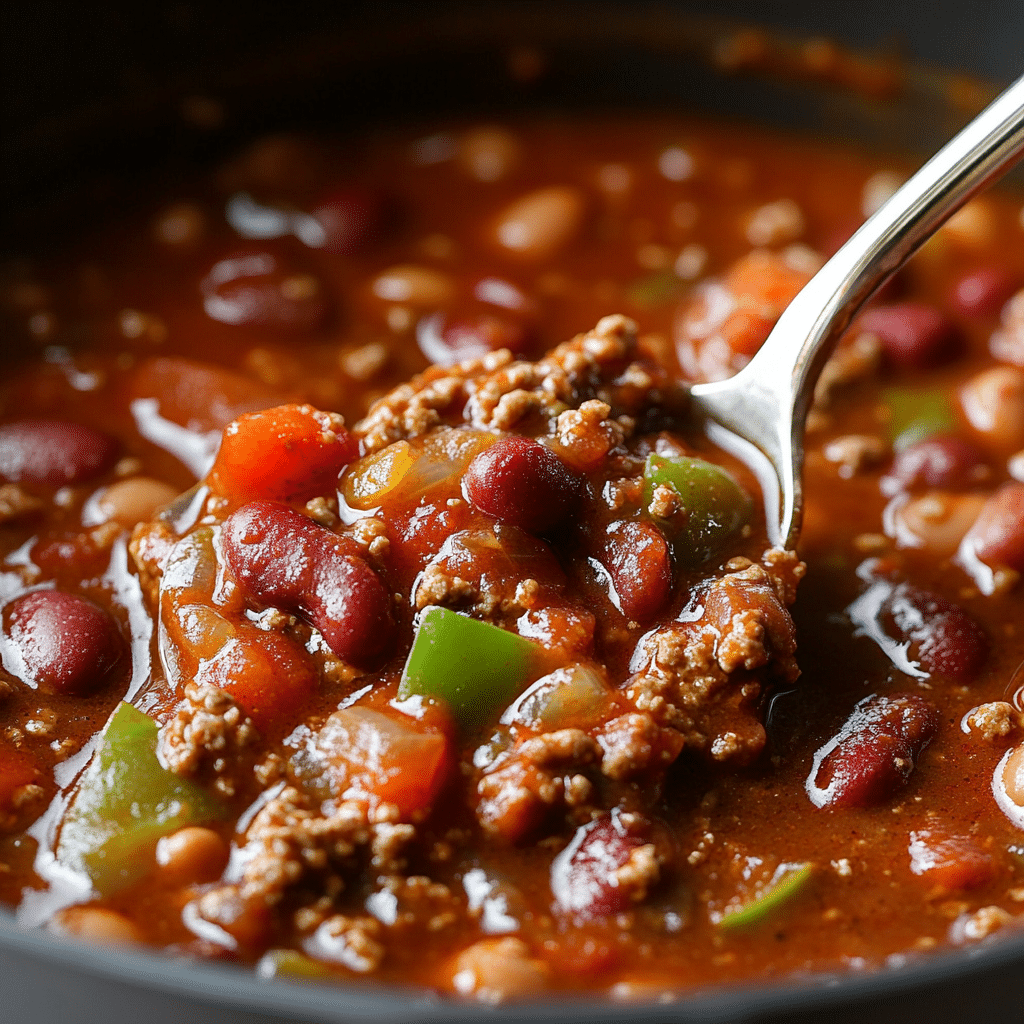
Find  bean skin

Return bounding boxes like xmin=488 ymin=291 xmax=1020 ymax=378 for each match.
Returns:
xmin=889 ymin=492 xmax=986 ymax=558
xmin=492 ymin=186 xmax=586 ymax=261
xmin=950 ymin=266 xmax=1017 ymax=318
xmin=201 ymin=248 xmax=329 ymax=333
xmin=449 ymin=937 xmax=549 ymax=1001
xmin=221 ymin=501 xmax=394 ymax=665
xmin=309 ymin=186 xmax=388 ymax=254
xmin=464 ymin=437 xmax=583 ymax=534
xmin=5 ymin=590 xmax=126 ymax=696
xmin=87 ymin=477 xmax=179 ymax=528
xmin=887 ymin=435 xmax=987 ymax=491
xmin=416 ymin=311 xmax=532 ymax=366
xmin=0 ymin=420 xmax=118 ymax=486
xmin=1000 ymin=743 xmax=1024 ymax=807
xmin=156 ymin=826 xmax=229 ymax=884
xmin=129 ymin=356 xmax=277 ymax=433
xmin=599 ymin=520 xmax=673 ymax=622
xmin=886 ymin=583 xmax=988 ymax=681
xmin=858 ymin=302 xmax=963 ymax=369
xmin=961 ymin=481 xmax=1024 ymax=571
xmin=550 ymin=813 xmax=649 ymax=919
xmin=959 ymin=366 xmax=1024 ymax=453
xmin=808 ymin=693 xmax=939 ymax=809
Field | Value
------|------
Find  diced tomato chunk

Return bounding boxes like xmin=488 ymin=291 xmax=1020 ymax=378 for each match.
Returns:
xmin=194 ymin=624 xmax=317 ymax=732
xmin=311 ymin=706 xmax=450 ymax=818
xmin=908 ymin=831 xmax=995 ymax=892
xmin=209 ymin=404 xmax=358 ymax=503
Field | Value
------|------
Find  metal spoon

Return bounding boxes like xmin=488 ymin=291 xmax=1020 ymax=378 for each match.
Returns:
xmin=688 ymin=73 xmax=1024 ymax=549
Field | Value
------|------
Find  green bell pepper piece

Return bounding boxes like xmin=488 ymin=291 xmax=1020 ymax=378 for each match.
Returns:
xmin=627 ymin=270 xmax=686 ymax=308
xmin=716 ymin=861 xmax=813 ymax=931
xmin=55 ymin=702 xmax=224 ymax=895
xmin=642 ymin=453 xmax=750 ymax=566
xmin=398 ymin=606 xmax=540 ymax=731
xmin=884 ymin=387 xmax=957 ymax=452
xmin=257 ymin=949 xmax=332 ymax=980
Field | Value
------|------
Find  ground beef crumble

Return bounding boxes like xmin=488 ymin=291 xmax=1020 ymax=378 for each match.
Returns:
xmin=158 ymin=682 xmax=259 ymax=797
xmin=357 ymin=314 xmax=685 ymax=455
xmin=625 ymin=550 xmax=802 ymax=765
xmin=117 ymin=310 xmax=806 ymax=969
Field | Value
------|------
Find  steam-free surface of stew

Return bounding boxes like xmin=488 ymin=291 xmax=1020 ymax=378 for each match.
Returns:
xmin=2 ymin=110 xmax=1024 ymax=1003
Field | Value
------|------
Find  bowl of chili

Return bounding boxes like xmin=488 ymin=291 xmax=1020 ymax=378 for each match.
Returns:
xmin=4 ymin=3 xmax=1024 ymax=1022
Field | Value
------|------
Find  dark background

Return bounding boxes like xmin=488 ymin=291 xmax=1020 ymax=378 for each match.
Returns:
xmin=5 ymin=0 xmax=1023 ymax=138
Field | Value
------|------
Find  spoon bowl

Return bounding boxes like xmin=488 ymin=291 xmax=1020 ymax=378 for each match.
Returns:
xmin=689 ymin=73 xmax=1024 ymax=548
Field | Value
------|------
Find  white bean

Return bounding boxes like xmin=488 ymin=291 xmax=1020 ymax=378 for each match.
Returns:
xmin=82 ymin=477 xmax=177 ymax=530
xmin=493 ymin=186 xmax=585 ymax=261
xmin=156 ymin=826 xmax=229 ymax=884
xmin=890 ymin=492 xmax=987 ymax=557
xmin=960 ymin=365 xmax=1024 ymax=452
xmin=371 ymin=265 xmax=455 ymax=306
xmin=458 ymin=126 xmax=521 ymax=182
xmin=51 ymin=906 xmax=143 ymax=945
xmin=450 ymin=937 xmax=549 ymax=1003
xmin=1002 ymin=743 xmax=1024 ymax=807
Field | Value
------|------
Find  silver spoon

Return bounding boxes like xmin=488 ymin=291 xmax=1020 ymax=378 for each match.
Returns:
xmin=688 ymin=73 xmax=1024 ymax=549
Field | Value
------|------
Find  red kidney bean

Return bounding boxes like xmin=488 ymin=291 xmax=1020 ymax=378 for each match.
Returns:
xmin=950 ymin=266 xmax=1018 ymax=319
xmin=907 ymin=830 xmax=995 ymax=892
xmin=0 ymin=420 xmax=118 ymax=487
xmin=886 ymin=435 xmax=987 ymax=491
xmin=808 ymin=693 xmax=938 ymax=809
xmin=550 ymin=812 xmax=648 ymax=918
xmin=200 ymin=249 xmax=329 ymax=333
xmin=599 ymin=520 xmax=672 ymax=622
xmin=464 ymin=437 xmax=583 ymax=534
xmin=31 ymin=531 xmax=119 ymax=580
xmin=221 ymin=501 xmax=394 ymax=665
xmin=308 ymin=186 xmax=389 ymax=255
xmin=886 ymin=583 xmax=988 ymax=681
xmin=961 ymin=481 xmax=1024 ymax=571
xmin=416 ymin=311 xmax=532 ymax=366
xmin=5 ymin=590 xmax=126 ymax=696
xmin=858 ymin=302 xmax=963 ymax=369
xmin=129 ymin=356 xmax=277 ymax=433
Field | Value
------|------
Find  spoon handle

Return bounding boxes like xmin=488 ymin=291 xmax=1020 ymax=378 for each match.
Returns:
xmin=691 ymin=72 xmax=1024 ymax=549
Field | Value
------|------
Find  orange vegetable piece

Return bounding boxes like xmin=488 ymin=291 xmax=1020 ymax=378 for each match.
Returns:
xmin=193 ymin=623 xmax=317 ymax=732
xmin=908 ymin=830 xmax=996 ymax=892
xmin=312 ymin=706 xmax=450 ymax=818
xmin=209 ymin=403 xmax=358 ymax=503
